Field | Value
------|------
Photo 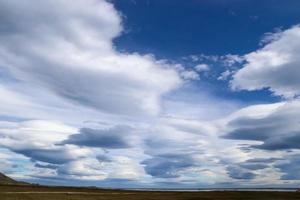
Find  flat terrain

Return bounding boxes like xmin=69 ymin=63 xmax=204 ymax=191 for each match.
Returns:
xmin=1 ymin=185 xmax=300 ymax=200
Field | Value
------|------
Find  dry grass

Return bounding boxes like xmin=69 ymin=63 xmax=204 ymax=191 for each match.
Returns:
xmin=1 ymin=185 xmax=300 ymax=200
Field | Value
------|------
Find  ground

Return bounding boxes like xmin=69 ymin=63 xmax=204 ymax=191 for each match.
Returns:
xmin=1 ymin=185 xmax=300 ymax=200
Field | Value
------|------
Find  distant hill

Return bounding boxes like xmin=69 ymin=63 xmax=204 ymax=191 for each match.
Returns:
xmin=0 ymin=172 xmax=19 ymax=185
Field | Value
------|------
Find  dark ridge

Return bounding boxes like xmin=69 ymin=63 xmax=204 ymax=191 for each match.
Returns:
xmin=0 ymin=172 xmax=28 ymax=185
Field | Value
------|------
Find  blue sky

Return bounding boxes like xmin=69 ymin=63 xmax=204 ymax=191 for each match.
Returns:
xmin=113 ymin=0 xmax=300 ymax=104
xmin=1 ymin=0 xmax=300 ymax=188
xmin=113 ymin=0 xmax=300 ymax=56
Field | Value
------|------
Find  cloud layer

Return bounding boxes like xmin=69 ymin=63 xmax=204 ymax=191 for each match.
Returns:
xmin=0 ymin=0 xmax=300 ymax=188
xmin=232 ymin=25 xmax=300 ymax=98
xmin=0 ymin=0 xmax=182 ymax=116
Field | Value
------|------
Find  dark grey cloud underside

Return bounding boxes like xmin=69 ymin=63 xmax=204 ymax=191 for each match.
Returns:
xmin=223 ymin=104 xmax=300 ymax=150
xmin=62 ymin=126 xmax=131 ymax=149
xmin=142 ymin=154 xmax=197 ymax=178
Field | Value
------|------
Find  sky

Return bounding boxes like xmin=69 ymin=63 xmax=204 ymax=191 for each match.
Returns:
xmin=0 ymin=0 xmax=300 ymax=188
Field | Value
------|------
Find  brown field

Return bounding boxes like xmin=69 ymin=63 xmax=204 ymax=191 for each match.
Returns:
xmin=1 ymin=185 xmax=300 ymax=200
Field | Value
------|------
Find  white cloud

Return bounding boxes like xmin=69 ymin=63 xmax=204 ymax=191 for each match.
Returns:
xmin=195 ymin=64 xmax=210 ymax=72
xmin=0 ymin=0 xmax=182 ymax=116
xmin=218 ymin=70 xmax=232 ymax=81
xmin=221 ymin=54 xmax=244 ymax=67
xmin=217 ymin=100 xmax=300 ymax=183
xmin=57 ymin=158 xmax=108 ymax=180
xmin=0 ymin=120 xmax=76 ymax=150
xmin=0 ymin=0 xmax=186 ymax=184
xmin=231 ymin=25 xmax=300 ymax=98
xmin=179 ymin=70 xmax=199 ymax=80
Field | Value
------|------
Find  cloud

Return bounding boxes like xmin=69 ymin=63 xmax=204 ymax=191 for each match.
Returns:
xmin=238 ymin=162 xmax=269 ymax=170
xmin=184 ymin=54 xmax=243 ymax=67
xmin=245 ymin=158 xmax=280 ymax=164
xmin=56 ymin=158 xmax=107 ymax=179
xmin=179 ymin=70 xmax=199 ymax=80
xmin=275 ymin=155 xmax=300 ymax=180
xmin=218 ymin=100 xmax=300 ymax=181
xmin=0 ymin=119 xmax=95 ymax=167
xmin=35 ymin=163 xmax=59 ymax=170
xmin=231 ymin=25 xmax=300 ymax=98
xmin=218 ymin=70 xmax=232 ymax=81
xmin=0 ymin=0 xmax=201 ymax=185
xmin=222 ymin=100 xmax=300 ymax=151
xmin=221 ymin=54 xmax=244 ymax=67
xmin=0 ymin=0 xmax=182 ymax=117
xmin=62 ymin=126 xmax=132 ymax=149
xmin=96 ymin=154 xmax=112 ymax=163
xmin=142 ymin=153 xmax=197 ymax=178
xmin=135 ymin=118 xmax=213 ymax=181
xmin=15 ymin=149 xmax=76 ymax=164
xmin=226 ymin=165 xmax=256 ymax=180
xmin=194 ymin=64 xmax=210 ymax=72
xmin=0 ymin=120 xmax=76 ymax=150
